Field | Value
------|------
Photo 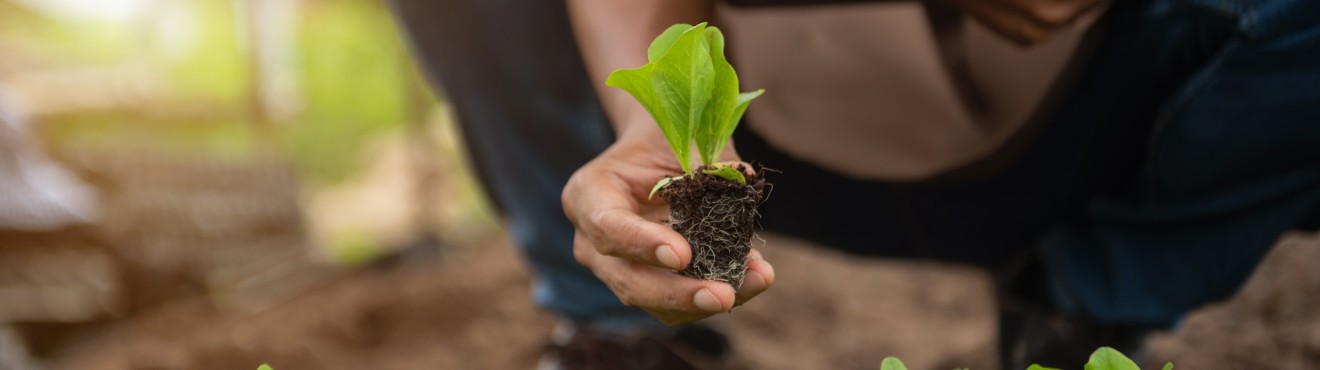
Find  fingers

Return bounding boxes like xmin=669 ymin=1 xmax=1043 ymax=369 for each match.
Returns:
xmin=575 ymin=234 xmax=772 ymax=326
xmin=587 ymin=248 xmax=739 ymax=321
xmin=948 ymin=0 xmax=1104 ymax=46
xmin=565 ymin=170 xmax=692 ymax=270
xmin=735 ymin=249 xmax=775 ymax=306
xmin=1016 ymin=0 xmax=1104 ymax=29
xmin=951 ymin=0 xmax=1047 ymax=45
xmin=585 ymin=208 xmax=692 ymax=270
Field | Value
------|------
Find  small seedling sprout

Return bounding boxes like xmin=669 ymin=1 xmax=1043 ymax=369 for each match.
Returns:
xmin=877 ymin=347 xmax=1166 ymax=370
xmin=608 ymin=22 xmax=764 ymax=195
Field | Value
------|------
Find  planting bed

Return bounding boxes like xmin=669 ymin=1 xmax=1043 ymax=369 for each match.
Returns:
xmin=38 ymin=231 xmax=1320 ymax=370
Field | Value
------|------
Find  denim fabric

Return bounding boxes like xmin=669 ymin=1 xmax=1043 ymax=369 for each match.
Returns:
xmin=1040 ymin=0 xmax=1320 ymax=327
xmin=388 ymin=0 xmax=652 ymax=324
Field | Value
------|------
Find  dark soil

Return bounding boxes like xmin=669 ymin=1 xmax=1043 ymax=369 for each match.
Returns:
xmin=660 ymin=165 xmax=766 ymax=286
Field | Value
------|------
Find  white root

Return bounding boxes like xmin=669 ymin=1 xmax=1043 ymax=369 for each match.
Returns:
xmin=669 ymin=186 xmax=760 ymax=285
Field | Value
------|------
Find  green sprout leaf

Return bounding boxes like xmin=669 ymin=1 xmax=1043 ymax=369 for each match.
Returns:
xmin=607 ymin=64 xmax=682 ymax=171
xmin=715 ymin=89 xmax=763 ymax=157
xmin=649 ymin=175 xmax=684 ymax=199
xmin=702 ymin=165 xmax=746 ymax=185
xmin=648 ymin=24 xmax=690 ymax=62
xmin=694 ymin=26 xmax=738 ymax=166
xmin=878 ymin=348 xmax=1165 ymax=370
xmin=651 ymin=23 xmax=713 ymax=174
xmin=606 ymin=24 xmax=696 ymax=174
xmin=880 ymin=357 xmax=908 ymax=370
xmin=1084 ymin=347 xmax=1141 ymax=370
xmin=257 ymin=365 xmax=273 ymax=370
xmin=607 ymin=23 xmax=764 ymax=176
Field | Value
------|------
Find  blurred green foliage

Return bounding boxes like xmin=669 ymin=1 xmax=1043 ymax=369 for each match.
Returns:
xmin=286 ymin=0 xmax=419 ymax=184
xmin=0 ymin=1 xmax=138 ymax=62
xmin=163 ymin=0 xmax=252 ymax=110
xmin=5 ymin=0 xmax=427 ymax=184
xmin=4 ymin=0 xmax=495 ymax=263
xmin=43 ymin=114 xmax=260 ymax=161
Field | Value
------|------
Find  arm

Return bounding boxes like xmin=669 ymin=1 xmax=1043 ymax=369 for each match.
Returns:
xmin=566 ymin=0 xmax=712 ymax=139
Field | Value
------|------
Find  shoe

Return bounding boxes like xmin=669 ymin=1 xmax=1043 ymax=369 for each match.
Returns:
xmin=536 ymin=322 xmax=744 ymax=370
xmin=999 ymin=303 xmax=1154 ymax=369
xmin=998 ymin=258 xmax=1154 ymax=370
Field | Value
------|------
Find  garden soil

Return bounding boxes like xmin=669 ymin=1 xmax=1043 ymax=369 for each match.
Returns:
xmin=46 ymin=231 xmax=1320 ymax=370
xmin=661 ymin=168 xmax=764 ymax=286
xmin=30 ymin=145 xmax=1320 ymax=370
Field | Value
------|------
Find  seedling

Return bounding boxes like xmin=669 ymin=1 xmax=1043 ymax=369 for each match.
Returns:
xmin=878 ymin=347 xmax=1172 ymax=370
xmin=608 ymin=23 xmax=767 ymax=285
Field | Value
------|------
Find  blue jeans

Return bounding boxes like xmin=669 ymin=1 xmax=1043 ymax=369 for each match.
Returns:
xmin=1039 ymin=0 xmax=1320 ymax=326
xmin=391 ymin=0 xmax=1320 ymax=328
xmin=389 ymin=0 xmax=644 ymax=324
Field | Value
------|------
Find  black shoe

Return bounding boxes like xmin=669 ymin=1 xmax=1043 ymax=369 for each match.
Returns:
xmin=998 ymin=258 xmax=1154 ymax=370
xmin=999 ymin=303 xmax=1154 ymax=369
xmin=536 ymin=322 xmax=743 ymax=370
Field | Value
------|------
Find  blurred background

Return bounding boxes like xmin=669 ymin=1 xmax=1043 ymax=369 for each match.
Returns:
xmin=0 ymin=0 xmax=506 ymax=368
xmin=0 ymin=1 xmax=1318 ymax=370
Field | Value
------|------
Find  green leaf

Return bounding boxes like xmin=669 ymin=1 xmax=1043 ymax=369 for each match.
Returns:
xmin=608 ymin=65 xmax=686 ymax=170
xmin=1084 ymin=347 xmax=1140 ymax=370
xmin=713 ymin=89 xmax=763 ymax=157
xmin=702 ymin=165 xmax=746 ymax=185
xmin=1027 ymin=364 xmax=1060 ymax=370
xmin=649 ymin=176 xmax=683 ymax=199
xmin=606 ymin=23 xmax=763 ymax=176
xmin=648 ymin=24 xmax=692 ymax=62
xmin=694 ymin=26 xmax=739 ymax=166
xmin=1161 ymin=362 xmax=1174 ymax=370
xmin=257 ymin=365 xmax=273 ymax=370
xmin=609 ymin=64 xmax=691 ymax=170
xmin=880 ymin=357 xmax=908 ymax=370
xmin=651 ymin=22 xmax=713 ymax=174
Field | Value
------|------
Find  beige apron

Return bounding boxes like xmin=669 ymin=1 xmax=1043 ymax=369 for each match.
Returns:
xmin=720 ymin=3 xmax=1100 ymax=181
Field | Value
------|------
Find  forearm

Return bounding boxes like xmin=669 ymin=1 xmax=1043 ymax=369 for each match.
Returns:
xmin=566 ymin=0 xmax=713 ymax=139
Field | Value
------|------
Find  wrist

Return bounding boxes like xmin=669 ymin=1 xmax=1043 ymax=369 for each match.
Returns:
xmin=612 ymin=117 xmax=664 ymax=143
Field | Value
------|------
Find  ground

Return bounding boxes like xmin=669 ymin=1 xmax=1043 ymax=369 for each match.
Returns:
xmin=43 ymin=230 xmax=1320 ymax=370
xmin=1146 ymin=231 xmax=1320 ymax=370
xmin=17 ymin=145 xmax=1320 ymax=370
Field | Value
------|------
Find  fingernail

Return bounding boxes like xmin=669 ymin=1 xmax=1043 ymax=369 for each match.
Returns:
xmin=656 ymin=245 xmax=681 ymax=269
xmin=738 ymin=271 xmax=768 ymax=294
xmin=694 ymin=288 xmax=723 ymax=312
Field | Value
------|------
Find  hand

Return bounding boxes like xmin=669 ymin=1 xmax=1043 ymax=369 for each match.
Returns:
xmin=944 ymin=0 xmax=1107 ymax=45
xmin=562 ymin=127 xmax=775 ymax=325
